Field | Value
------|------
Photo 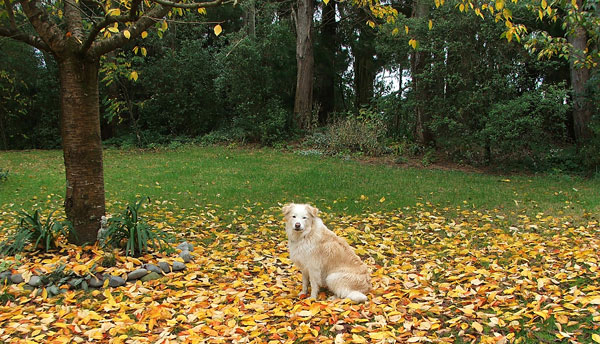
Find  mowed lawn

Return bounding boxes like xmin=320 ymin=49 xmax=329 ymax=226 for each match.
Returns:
xmin=1 ymin=145 xmax=598 ymax=217
xmin=0 ymin=146 xmax=599 ymax=344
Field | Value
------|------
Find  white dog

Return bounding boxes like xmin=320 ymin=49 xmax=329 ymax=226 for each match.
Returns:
xmin=282 ymin=203 xmax=371 ymax=303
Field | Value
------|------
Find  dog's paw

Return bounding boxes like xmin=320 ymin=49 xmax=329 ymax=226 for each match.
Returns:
xmin=346 ymin=291 xmax=368 ymax=303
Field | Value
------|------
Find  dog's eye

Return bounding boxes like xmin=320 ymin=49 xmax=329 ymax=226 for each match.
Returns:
xmin=292 ymin=216 xmax=296 ymax=218
xmin=302 ymin=217 xmax=307 ymax=219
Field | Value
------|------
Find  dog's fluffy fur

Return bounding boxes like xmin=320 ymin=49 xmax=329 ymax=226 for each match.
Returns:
xmin=282 ymin=203 xmax=371 ymax=303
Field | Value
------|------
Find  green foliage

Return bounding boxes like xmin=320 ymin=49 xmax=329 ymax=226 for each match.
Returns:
xmin=100 ymin=198 xmax=172 ymax=257
xmin=0 ymin=168 xmax=7 ymax=181
xmin=38 ymin=264 xmax=89 ymax=295
xmin=0 ymin=210 xmax=72 ymax=255
xmin=325 ymin=109 xmax=388 ymax=156
xmin=479 ymin=85 xmax=569 ymax=167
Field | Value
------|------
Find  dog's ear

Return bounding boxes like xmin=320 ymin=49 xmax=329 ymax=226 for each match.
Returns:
xmin=282 ymin=203 xmax=293 ymax=216
xmin=306 ymin=204 xmax=319 ymax=218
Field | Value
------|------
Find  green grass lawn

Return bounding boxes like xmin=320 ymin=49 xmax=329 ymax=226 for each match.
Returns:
xmin=1 ymin=145 xmax=598 ymax=218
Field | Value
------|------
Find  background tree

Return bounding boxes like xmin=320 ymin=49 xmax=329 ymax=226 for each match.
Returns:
xmin=0 ymin=0 xmax=232 ymax=244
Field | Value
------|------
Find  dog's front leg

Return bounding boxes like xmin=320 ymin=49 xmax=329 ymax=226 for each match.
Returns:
xmin=309 ymin=269 xmax=321 ymax=299
xmin=300 ymin=270 xmax=310 ymax=296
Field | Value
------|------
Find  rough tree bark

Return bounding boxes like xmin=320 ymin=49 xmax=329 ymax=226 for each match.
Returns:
xmin=58 ymin=55 xmax=106 ymax=244
xmin=293 ymin=0 xmax=315 ymax=129
xmin=352 ymin=9 xmax=377 ymax=109
xmin=315 ymin=0 xmax=337 ymax=125
xmin=411 ymin=0 xmax=434 ymax=145
xmin=567 ymin=0 xmax=593 ymax=144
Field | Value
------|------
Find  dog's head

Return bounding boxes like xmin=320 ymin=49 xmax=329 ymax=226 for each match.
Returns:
xmin=282 ymin=203 xmax=319 ymax=235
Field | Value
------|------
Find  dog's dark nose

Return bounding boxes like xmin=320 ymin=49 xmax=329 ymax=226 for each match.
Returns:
xmin=294 ymin=222 xmax=301 ymax=230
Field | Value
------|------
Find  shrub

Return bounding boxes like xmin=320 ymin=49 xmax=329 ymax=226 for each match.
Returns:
xmin=99 ymin=198 xmax=172 ymax=257
xmin=326 ymin=110 xmax=388 ymax=156
xmin=0 ymin=210 xmax=72 ymax=255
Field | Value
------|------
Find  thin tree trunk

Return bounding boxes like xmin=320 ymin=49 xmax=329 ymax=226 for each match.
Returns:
xmin=353 ymin=16 xmax=376 ymax=108
xmin=411 ymin=0 xmax=433 ymax=145
xmin=315 ymin=0 xmax=337 ymax=124
xmin=58 ymin=54 xmax=105 ymax=245
xmin=243 ymin=0 xmax=256 ymax=37
xmin=567 ymin=5 xmax=592 ymax=144
xmin=294 ymin=0 xmax=314 ymax=129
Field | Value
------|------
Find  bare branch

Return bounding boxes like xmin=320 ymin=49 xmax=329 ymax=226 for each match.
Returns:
xmin=0 ymin=26 xmax=51 ymax=51
xmin=150 ymin=0 xmax=224 ymax=9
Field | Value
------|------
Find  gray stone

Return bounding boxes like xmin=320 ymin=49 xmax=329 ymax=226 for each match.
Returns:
xmin=143 ymin=264 xmax=162 ymax=275
xmin=10 ymin=273 xmax=24 ymax=284
xmin=179 ymin=251 xmax=193 ymax=263
xmin=177 ymin=241 xmax=194 ymax=252
xmin=0 ymin=271 xmax=11 ymax=283
xmin=127 ymin=269 xmax=148 ymax=281
xmin=158 ymin=261 xmax=171 ymax=273
xmin=140 ymin=272 xmax=162 ymax=282
xmin=172 ymin=262 xmax=186 ymax=271
xmin=108 ymin=275 xmax=126 ymax=287
xmin=88 ymin=276 xmax=105 ymax=288
xmin=28 ymin=275 xmax=42 ymax=287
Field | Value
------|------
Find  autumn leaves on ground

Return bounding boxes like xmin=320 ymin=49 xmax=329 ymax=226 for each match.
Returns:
xmin=1 ymin=148 xmax=599 ymax=344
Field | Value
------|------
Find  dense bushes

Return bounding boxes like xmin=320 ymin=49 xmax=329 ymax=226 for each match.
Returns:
xmin=0 ymin=0 xmax=597 ymax=174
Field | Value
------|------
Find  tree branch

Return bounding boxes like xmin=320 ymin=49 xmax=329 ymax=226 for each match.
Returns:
xmin=0 ymin=26 xmax=51 ymax=51
xmin=87 ymin=5 xmax=171 ymax=58
xmin=150 ymin=0 xmax=225 ymax=9
xmin=19 ymin=0 xmax=65 ymax=53
xmin=4 ymin=0 xmax=18 ymax=30
xmin=80 ymin=0 xmax=143 ymax=55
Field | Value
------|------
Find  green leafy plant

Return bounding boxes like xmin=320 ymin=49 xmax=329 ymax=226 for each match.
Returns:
xmin=0 ymin=168 xmax=8 ymax=181
xmin=100 ymin=197 xmax=173 ymax=257
xmin=0 ymin=210 xmax=72 ymax=255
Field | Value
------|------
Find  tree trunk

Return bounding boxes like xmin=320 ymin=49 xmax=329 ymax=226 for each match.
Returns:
xmin=411 ymin=0 xmax=433 ymax=145
xmin=315 ymin=0 xmax=337 ymax=125
xmin=294 ymin=0 xmax=314 ymax=129
xmin=243 ymin=0 xmax=256 ymax=38
xmin=353 ymin=18 xmax=377 ymax=108
xmin=567 ymin=4 xmax=593 ymax=144
xmin=58 ymin=54 xmax=105 ymax=245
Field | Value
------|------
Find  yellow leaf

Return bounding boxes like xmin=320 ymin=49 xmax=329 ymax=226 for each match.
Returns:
xmin=392 ymin=28 xmax=399 ymax=36
xmin=107 ymin=26 xmax=119 ymax=33
xmin=428 ymin=20 xmax=433 ymax=30
xmin=367 ymin=20 xmax=375 ymax=28
xmin=133 ymin=46 xmax=139 ymax=54
xmin=141 ymin=31 xmax=148 ymax=39
xmin=379 ymin=197 xmax=386 ymax=203
xmin=495 ymin=0 xmax=504 ymax=10
xmin=130 ymin=71 xmax=138 ymax=81
xmin=162 ymin=20 xmax=168 ymax=31
xmin=459 ymin=3 xmax=465 ymax=11
xmin=534 ymin=310 xmax=549 ymax=320
xmin=107 ymin=8 xmax=121 ymax=16
xmin=405 ymin=25 xmax=409 ymax=34
xmin=592 ymin=334 xmax=600 ymax=343
xmin=351 ymin=334 xmax=367 ymax=343
xmin=369 ymin=332 xmax=388 ymax=340
xmin=141 ymin=47 xmax=147 ymax=56
xmin=123 ymin=30 xmax=130 ymax=39
xmin=323 ymin=0 xmax=330 ymax=5
xmin=214 ymin=24 xmax=223 ymax=36
xmin=408 ymin=39 xmax=418 ymax=49
xmin=197 ymin=8 xmax=207 ymax=14
xmin=472 ymin=321 xmax=483 ymax=333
